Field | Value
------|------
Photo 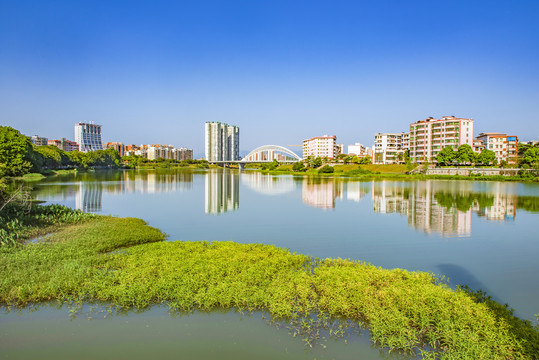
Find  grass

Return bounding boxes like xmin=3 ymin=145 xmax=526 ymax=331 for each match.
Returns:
xmin=1 ymin=214 xmax=538 ymax=358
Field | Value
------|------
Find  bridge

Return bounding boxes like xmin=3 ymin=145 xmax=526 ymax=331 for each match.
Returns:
xmin=209 ymin=145 xmax=302 ymax=169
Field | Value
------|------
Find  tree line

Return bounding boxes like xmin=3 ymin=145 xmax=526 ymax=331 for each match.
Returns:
xmin=0 ymin=126 xmax=121 ymax=178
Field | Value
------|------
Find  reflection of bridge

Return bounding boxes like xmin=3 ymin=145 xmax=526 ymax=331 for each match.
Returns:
xmin=210 ymin=145 xmax=302 ymax=169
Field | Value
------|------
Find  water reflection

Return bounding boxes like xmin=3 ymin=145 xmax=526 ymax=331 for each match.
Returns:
xmin=241 ymin=172 xmax=296 ymax=195
xmin=370 ymin=181 xmax=520 ymax=237
xmin=302 ymin=178 xmax=344 ymax=209
xmin=205 ymin=169 xmax=239 ymax=215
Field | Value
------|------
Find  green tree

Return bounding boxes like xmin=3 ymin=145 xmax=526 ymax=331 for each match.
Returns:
xmin=0 ymin=126 xmax=35 ymax=177
xmin=522 ymin=148 xmax=539 ymax=166
xmin=292 ymin=161 xmax=305 ymax=171
xmin=477 ymin=149 xmax=497 ymax=166
xmin=318 ymin=165 xmax=334 ymax=174
xmin=351 ymin=156 xmax=361 ymax=164
xmin=436 ymin=146 xmax=456 ymax=166
xmin=359 ymin=155 xmax=372 ymax=165
xmin=456 ymin=144 xmax=475 ymax=165
xmin=310 ymin=157 xmax=322 ymax=168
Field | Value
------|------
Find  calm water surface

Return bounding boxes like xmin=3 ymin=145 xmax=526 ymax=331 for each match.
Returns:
xmin=2 ymin=169 xmax=539 ymax=359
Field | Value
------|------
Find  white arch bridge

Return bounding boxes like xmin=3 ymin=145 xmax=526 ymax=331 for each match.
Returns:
xmin=209 ymin=145 xmax=302 ymax=169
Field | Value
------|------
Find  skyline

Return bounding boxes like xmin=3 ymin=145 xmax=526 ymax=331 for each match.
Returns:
xmin=1 ymin=0 xmax=538 ymax=152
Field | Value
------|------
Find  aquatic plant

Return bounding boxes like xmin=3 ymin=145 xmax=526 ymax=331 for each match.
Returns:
xmin=1 ymin=216 xmax=537 ymax=359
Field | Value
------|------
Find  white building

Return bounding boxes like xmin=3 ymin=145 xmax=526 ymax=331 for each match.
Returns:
xmin=29 ymin=135 xmax=48 ymax=146
xmin=373 ymin=133 xmax=407 ymax=164
xmin=302 ymin=135 xmax=338 ymax=159
xmin=205 ymin=122 xmax=240 ymax=161
xmin=348 ymin=143 xmax=369 ymax=156
xmin=409 ymin=116 xmax=474 ymax=163
xmin=75 ymin=122 xmax=103 ymax=152
xmin=475 ymin=133 xmax=519 ymax=165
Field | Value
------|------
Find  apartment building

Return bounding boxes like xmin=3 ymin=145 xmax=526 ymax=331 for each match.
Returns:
xmin=48 ymin=138 xmax=79 ymax=152
xmin=29 ymin=135 xmax=48 ymax=146
xmin=105 ymin=142 xmax=126 ymax=157
xmin=75 ymin=122 xmax=103 ymax=152
xmin=348 ymin=143 xmax=368 ymax=156
xmin=475 ymin=133 xmax=518 ymax=164
xmin=303 ymin=135 xmax=338 ymax=159
xmin=409 ymin=116 xmax=474 ymax=163
xmin=205 ymin=122 xmax=240 ymax=161
xmin=373 ymin=133 xmax=407 ymax=164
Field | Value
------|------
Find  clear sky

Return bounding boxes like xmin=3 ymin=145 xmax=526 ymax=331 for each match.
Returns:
xmin=1 ymin=0 xmax=538 ymax=155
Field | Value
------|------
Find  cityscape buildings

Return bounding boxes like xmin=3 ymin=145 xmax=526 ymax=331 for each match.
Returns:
xmin=302 ymin=135 xmax=339 ymax=159
xmin=74 ymin=122 xmax=103 ymax=152
xmin=104 ymin=142 xmax=126 ymax=157
xmin=48 ymin=138 xmax=79 ymax=152
xmin=204 ymin=122 xmax=240 ymax=161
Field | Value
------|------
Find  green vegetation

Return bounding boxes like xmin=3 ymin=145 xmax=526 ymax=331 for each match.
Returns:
xmin=0 ymin=126 xmax=35 ymax=177
xmin=0 ymin=202 xmax=95 ymax=246
xmin=435 ymin=144 xmax=497 ymax=166
xmin=318 ymin=165 xmax=334 ymax=174
xmin=1 ymin=213 xmax=538 ymax=358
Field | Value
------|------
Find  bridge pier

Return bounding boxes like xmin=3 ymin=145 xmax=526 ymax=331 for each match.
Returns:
xmin=238 ymin=163 xmax=245 ymax=170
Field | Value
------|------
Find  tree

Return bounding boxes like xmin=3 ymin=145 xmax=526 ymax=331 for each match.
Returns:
xmin=0 ymin=126 xmax=35 ymax=177
xmin=318 ymin=165 xmax=334 ymax=174
xmin=351 ymin=156 xmax=361 ymax=164
xmin=522 ymin=147 xmax=539 ymax=166
xmin=436 ymin=146 xmax=456 ymax=166
xmin=292 ymin=161 xmax=305 ymax=171
xmin=456 ymin=144 xmax=475 ymax=165
xmin=359 ymin=155 xmax=372 ymax=165
xmin=310 ymin=157 xmax=322 ymax=168
xmin=477 ymin=149 xmax=496 ymax=166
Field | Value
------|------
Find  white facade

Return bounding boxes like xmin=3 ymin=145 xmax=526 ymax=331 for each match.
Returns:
xmin=348 ymin=143 xmax=368 ymax=156
xmin=205 ymin=122 xmax=240 ymax=161
xmin=475 ymin=133 xmax=519 ymax=165
xmin=409 ymin=116 xmax=474 ymax=162
xmin=75 ymin=122 xmax=103 ymax=152
xmin=373 ymin=133 xmax=407 ymax=164
xmin=302 ymin=135 xmax=338 ymax=159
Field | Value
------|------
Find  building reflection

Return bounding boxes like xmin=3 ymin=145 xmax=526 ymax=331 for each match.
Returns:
xmin=75 ymin=182 xmax=103 ymax=212
xmin=241 ymin=172 xmax=296 ymax=195
xmin=302 ymin=178 xmax=344 ymax=209
xmin=205 ymin=170 xmax=239 ymax=215
xmin=370 ymin=181 xmax=518 ymax=236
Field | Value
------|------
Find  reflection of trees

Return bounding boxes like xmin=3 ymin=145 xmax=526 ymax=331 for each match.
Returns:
xmin=516 ymin=196 xmax=539 ymax=212
xmin=241 ymin=172 xmax=295 ymax=195
xmin=434 ymin=192 xmax=495 ymax=212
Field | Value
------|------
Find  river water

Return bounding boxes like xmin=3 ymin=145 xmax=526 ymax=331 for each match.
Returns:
xmin=2 ymin=169 xmax=539 ymax=359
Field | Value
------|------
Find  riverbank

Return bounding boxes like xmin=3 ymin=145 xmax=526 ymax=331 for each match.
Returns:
xmin=249 ymin=164 xmax=539 ymax=182
xmin=1 ymin=212 xmax=537 ymax=358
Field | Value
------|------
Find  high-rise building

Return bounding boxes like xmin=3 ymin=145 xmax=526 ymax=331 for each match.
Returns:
xmin=408 ymin=116 xmax=474 ymax=163
xmin=302 ymin=135 xmax=338 ymax=159
xmin=204 ymin=122 xmax=240 ymax=161
xmin=75 ymin=122 xmax=103 ymax=152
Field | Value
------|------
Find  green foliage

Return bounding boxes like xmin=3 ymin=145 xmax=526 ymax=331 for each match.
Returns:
xmin=1 ymin=215 xmax=536 ymax=358
xmin=0 ymin=126 xmax=34 ymax=177
xmin=522 ymin=147 xmax=539 ymax=166
xmin=343 ymin=168 xmax=374 ymax=176
xmin=436 ymin=146 xmax=456 ymax=166
xmin=0 ymin=203 xmax=95 ymax=246
xmin=292 ymin=161 xmax=306 ymax=172
xmin=261 ymin=159 xmax=280 ymax=171
xmin=318 ymin=165 xmax=334 ymax=174
xmin=456 ymin=144 xmax=476 ymax=165
xmin=310 ymin=157 xmax=322 ymax=168
xmin=359 ymin=155 xmax=372 ymax=164
xmin=477 ymin=149 xmax=497 ymax=166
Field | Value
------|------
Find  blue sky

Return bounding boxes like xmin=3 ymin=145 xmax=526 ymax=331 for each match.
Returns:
xmin=1 ymin=0 xmax=538 ymax=155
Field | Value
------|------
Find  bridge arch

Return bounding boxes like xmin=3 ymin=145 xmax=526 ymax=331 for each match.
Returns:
xmin=241 ymin=145 xmax=302 ymax=162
